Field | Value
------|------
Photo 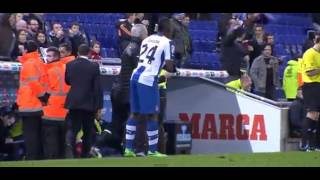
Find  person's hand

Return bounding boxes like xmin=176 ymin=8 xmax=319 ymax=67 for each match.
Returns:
xmin=56 ymin=30 xmax=64 ymax=38
xmin=248 ymin=45 xmax=254 ymax=52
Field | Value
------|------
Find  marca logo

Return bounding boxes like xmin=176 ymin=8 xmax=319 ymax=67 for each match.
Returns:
xmin=179 ymin=113 xmax=267 ymax=141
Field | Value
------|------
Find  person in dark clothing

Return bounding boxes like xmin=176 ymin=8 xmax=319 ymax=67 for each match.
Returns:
xmin=11 ymin=29 xmax=28 ymax=59
xmin=170 ymin=13 xmax=192 ymax=68
xmin=220 ymin=26 xmax=249 ymax=83
xmin=116 ymin=13 xmax=135 ymax=54
xmin=68 ymin=22 xmax=88 ymax=56
xmin=64 ymin=44 xmax=103 ymax=158
xmin=110 ymin=24 xmax=148 ymax=154
xmin=48 ymin=22 xmax=71 ymax=48
xmin=35 ymin=31 xmax=48 ymax=49
xmin=0 ymin=13 xmax=16 ymax=61
xmin=247 ymin=24 xmax=265 ymax=68
xmin=26 ymin=17 xmax=40 ymax=41
xmin=289 ymin=89 xmax=305 ymax=138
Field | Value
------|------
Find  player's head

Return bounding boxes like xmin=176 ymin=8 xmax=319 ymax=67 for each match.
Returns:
xmin=131 ymin=24 xmax=148 ymax=40
xmin=158 ymin=18 xmax=172 ymax=39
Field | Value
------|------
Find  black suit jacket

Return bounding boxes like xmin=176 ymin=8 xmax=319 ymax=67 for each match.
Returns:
xmin=64 ymin=57 xmax=103 ymax=112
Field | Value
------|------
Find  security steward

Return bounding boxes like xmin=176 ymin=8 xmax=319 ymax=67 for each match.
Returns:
xmin=59 ymin=43 xmax=75 ymax=64
xmin=42 ymin=47 xmax=70 ymax=159
xmin=16 ymin=40 xmax=47 ymax=160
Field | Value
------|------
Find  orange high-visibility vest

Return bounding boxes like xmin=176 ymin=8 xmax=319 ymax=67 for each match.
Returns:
xmin=60 ymin=56 xmax=75 ymax=65
xmin=42 ymin=61 xmax=70 ymax=121
xmin=16 ymin=52 xmax=46 ymax=113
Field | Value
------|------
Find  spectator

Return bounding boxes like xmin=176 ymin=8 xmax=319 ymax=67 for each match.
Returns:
xmin=15 ymin=19 xmax=27 ymax=31
xmin=264 ymin=33 xmax=275 ymax=55
xmin=15 ymin=13 xmax=24 ymax=23
xmin=22 ymin=13 xmax=44 ymax=32
xmin=68 ymin=22 xmax=88 ymax=56
xmin=250 ymin=44 xmax=280 ymax=100
xmin=171 ymin=13 xmax=192 ymax=67
xmin=59 ymin=43 xmax=75 ymax=64
xmin=116 ymin=13 xmax=135 ymax=54
xmin=64 ymin=44 xmax=103 ymax=158
xmin=89 ymin=41 xmax=102 ymax=60
xmin=220 ymin=26 xmax=249 ymax=83
xmin=283 ymin=57 xmax=299 ymax=101
xmin=48 ymin=22 xmax=71 ymax=48
xmin=110 ymin=24 xmax=148 ymax=155
xmin=35 ymin=31 xmax=48 ymax=48
xmin=11 ymin=29 xmax=28 ymax=58
xmin=248 ymin=24 xmax=265 ymax=67
xmin=26 ymin=18 xmax=40 ymax=41
xmin=0 ymin=14 xmax=17 ymax=61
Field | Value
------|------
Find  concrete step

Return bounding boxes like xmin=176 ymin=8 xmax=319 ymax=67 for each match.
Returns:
xmin=284 ymin=138 xmax=301 ymax=151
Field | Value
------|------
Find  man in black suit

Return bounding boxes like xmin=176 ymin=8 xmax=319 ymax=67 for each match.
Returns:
xmin=64 ymin=44 xmax=103 ymax=158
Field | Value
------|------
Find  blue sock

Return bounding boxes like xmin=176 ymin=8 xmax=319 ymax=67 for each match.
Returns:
xmin=125 ymin=118 xmax=137 ymax=151
xmin=147 ymin=120 xmax=159 ymax=152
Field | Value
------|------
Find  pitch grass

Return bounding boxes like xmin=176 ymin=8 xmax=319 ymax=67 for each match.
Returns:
xmin=1 ymin=151 xmax=320 ymax=167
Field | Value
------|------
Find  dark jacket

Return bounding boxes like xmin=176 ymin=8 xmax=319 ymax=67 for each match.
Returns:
xmin=112 ymin=37 xmax=140 ymax=104
xmin=117 ymin=19 xmax=132 ymax=53
xmin=48 ymin=31 xmax=71 ymax=48
xmin=64 ymin=57 xmax=103 ymax=112
xmin=68 ymin=31 xmax=88 ymax=56
xmin=220 ymin=28 xmax=248 ymax=77
xmin=171 ymin=18 xmax=192 ymax=61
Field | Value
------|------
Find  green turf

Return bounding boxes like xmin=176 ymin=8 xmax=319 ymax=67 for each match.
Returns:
xmin=1 ymin=151 xmax=320 ymax=167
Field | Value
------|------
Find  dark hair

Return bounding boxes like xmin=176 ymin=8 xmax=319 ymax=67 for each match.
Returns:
xmin=233 ymin=27 xmax=246 ymax=38
xmin=263 ymin=33 xmax=273 ymax=42
xmin=17 ymin=29 xmax=27 ymax=36
xmin=91 ymin=41 xmax=101 ymax=48
xmin=315 ymin=36 xmax=320 ymax=44
xmin=46 ymin=46 xmax=60 ymax=59
xmin=27 ymin=18 xmax=38 ymax=25
xmin=51 ymin=22 xmax=61 ymax=29
xmin=71 ymin=22 xmax=80 ymax=28
xmin=59 ymin=42 xmax=72 ymax=53
xmin=126 ymin=13 xmax=134 ymax=18
xmin=78 ymin=44 xmax=90 ymax=56
xmin=254 ymin=24 xmax=264 ymax=30
xmin=25 ymin=40 xmax=38 ymax=53
xmin=262 ymin=44 xmax=272 ymax=51
xmin=158 ymin=18 xmax=172 ymax=34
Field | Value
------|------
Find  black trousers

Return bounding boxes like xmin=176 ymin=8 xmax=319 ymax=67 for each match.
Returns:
xmin=21 ymin=115 xmax=43 ymax=160
xmin=42 ymin=120 xmax=66 ymax=159
xmin=110 ymin=90 xmax=130 ymax=152
xmin=67 ymin=109 xmax=95 ymax=158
